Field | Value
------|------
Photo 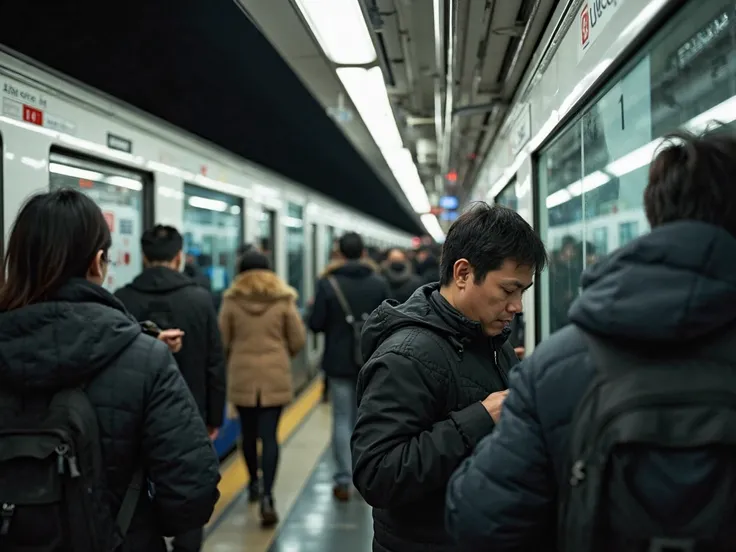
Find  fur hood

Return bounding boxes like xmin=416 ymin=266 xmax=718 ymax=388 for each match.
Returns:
xmin=224 ymin=270 xmax=297 ymax=314
xmin=320 ymin=258 xmax=379 ymax=279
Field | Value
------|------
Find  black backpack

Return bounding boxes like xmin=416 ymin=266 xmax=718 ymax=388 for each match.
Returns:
xmin=559 ymin=328 xmax=736 ymax=552
xmin=0 ymin=386 xmax=142 ymax=551
xmin=327 ymin=276 xmax=368 ymax=366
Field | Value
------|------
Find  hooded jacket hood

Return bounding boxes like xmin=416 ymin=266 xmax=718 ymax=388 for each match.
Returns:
xmin=128 ymin=265 xmax=197 ymax=294
xmin=0 ymin=278 xmax=142 ymax=391
xmin=361 ymin=283 xmax=510 ymax=361
xmin=569 ymin=221 xmax=736 ymax=343
xmin=383 ymin=261 xmax=415 ymax=286
xmin=321 ymin=258 xmax=378 ymax=279
xmin=224 ymin=269 xmax=297 ymax=315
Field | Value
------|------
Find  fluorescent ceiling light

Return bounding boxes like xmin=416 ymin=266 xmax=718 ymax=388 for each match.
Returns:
xmin=188 ymin=196 xmax=228 ymax=212
xmin=49 ymin=163 xmax=103 ymax=181
xmin=337 ymin=67 xmax=403 ymax=151
xmin=384 ymin=148 xmax=431 ymax=213
xmin=105 ymin=175 xmax=143 ymax=191
xmin=420 ymin=213 xmax=445 ymax=242
xmin=293 ymin=0 xmax=376 ymax=65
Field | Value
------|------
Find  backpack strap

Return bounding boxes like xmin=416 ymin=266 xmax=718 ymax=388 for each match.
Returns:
xmin=327 ymin=276 xmax=355 ymax=322
xmin=115 ymin=469 xmax=143 ymax=538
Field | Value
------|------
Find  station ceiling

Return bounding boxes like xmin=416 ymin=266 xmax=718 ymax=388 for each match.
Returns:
xmin=0 ymin=0 xmax=424 ymax=235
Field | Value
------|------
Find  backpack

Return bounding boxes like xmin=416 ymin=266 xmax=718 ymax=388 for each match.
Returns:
xmin=0 ymin=386 xmax=142 ymax=551
xmin=327 ymin=276 xmax=368 ymax=366
xmin=559 ymin=328 xmax=736 ymax=552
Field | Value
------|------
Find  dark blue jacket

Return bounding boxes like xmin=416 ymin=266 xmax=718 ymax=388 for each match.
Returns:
xmin=445 ymin=221 xmax=736 ymax=550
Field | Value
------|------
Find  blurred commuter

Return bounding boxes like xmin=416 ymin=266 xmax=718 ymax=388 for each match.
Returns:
xmin=115 ymin=225 xmax=226 ymax=552
xmin=308 ymin=232 xmax=389 ymax=501
xmin=0 ymin=189 xmax=219 ymax=552
xmin=184 ymin=253 xmax=212 ymax=290
xmin=219 ymin=250 xmax=306 ymax=526
xmin=415 ymin=243 xmax=441 ymax=284
xmin=351 ymin=203 xmax=546 ymax=552
xmin=382 ymin=248 xmax=423 ymax=304
xmin=445 ymin=130 xmax=736 ymax=551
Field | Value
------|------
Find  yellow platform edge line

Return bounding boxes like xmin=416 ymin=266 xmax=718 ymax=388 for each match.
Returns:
xmin=207 ymin=378 xmax=324 ymax=527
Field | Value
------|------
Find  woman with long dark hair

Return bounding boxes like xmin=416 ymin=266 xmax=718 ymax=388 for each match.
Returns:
xmin=0 ymin=188 xmax=219 ymax=552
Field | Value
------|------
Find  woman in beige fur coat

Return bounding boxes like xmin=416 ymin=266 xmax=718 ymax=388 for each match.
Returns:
xmin=218 ymin=250 xmax=306 ymax=527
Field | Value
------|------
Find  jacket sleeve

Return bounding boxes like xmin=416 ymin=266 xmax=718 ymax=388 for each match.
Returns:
xmin=308 ymin=278 xmax=328 ymax=333
xmin=218 ymin=298 xmax=233 ymax=358
xmin=204 ymin=300 xmax=226 ymax=428
xmin=351 ymin=351 xmax=495 ymax=509
xmin=142 ymin=344 xmax=221 ymax=535
xmin=285 ymin=300 xmax=307 ymax=357
xmin=445 ymin=355 xmax=555 ymax=550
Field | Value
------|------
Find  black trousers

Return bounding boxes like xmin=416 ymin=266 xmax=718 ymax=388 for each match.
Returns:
xmin=171 ymin=527 xmax=203 ymax=552
xmin=237 ymin=404 xmax=283 ymax=497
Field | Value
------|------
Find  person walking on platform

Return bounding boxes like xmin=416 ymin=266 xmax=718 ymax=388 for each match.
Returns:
xmin=382 ymin=248 xmax=423 ymax=304
xmin=351 ymin=203 xmax=546 ymax=552
xmin=308 ymin=232 xmax=389 ymax=502
xmin=445 ymin=130 xmax=736 ymax=551
xmin=219 ymin=250 xmax=306 ymax=527
xmin=115 ymin=224 xmax=226 ymax=552
xmin=0 ymin=189 xmax=220 ymax=552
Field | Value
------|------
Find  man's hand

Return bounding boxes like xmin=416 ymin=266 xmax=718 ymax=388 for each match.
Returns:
xmin=207 ymin=426 xmax=220 ymax=441
xmin=481 ymin=390 xmax=509 ymax=423
xmin=158 ymin=329 xmax=184 ymax=353
xmin=514 ymin=346 xmax=525 ymax=360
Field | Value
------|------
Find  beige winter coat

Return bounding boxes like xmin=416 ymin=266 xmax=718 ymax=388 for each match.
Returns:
xmin=218 ymin=269 xmax=307 ymax=407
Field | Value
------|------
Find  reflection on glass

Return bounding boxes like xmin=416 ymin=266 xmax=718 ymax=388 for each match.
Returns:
xmin=495 ymin=178 xmax=518 ymax=211
xmin=48 ymin=151 xmax=145 ymax=291
xmin=537 ymin=0 xmax=736 ymax=339
xmin=183 ymin=183 xmax=243 ymax=293
xmin=287 ymin=203 xmax=305 ymax=310
xmin=325 ymin=226 xmax=335 ymax=265
xmin=259 ymin=209 xmax=276 ymax=268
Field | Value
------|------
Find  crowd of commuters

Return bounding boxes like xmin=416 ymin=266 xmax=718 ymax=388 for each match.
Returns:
xmin=1 ymin=128 xmax=734 ymax=552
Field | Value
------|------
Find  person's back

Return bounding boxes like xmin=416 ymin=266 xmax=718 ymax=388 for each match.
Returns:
xmin=308 ymin=232 xmax=389 ymax=501
xmin=115 ymin=226 xmax=226 ymax=437
xmin=382 ymin=248 xmax=423 ymax=304
xmin=351 ymin=204 xmax=547 ymax=552
xmin=446 ymin=130 xmax=736 ymax=551
xmin=0 ymin=189 xmax=220 ymax=552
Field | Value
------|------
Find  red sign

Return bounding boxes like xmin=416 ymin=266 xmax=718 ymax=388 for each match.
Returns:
xmin=580 ymin=4 xmax=590 ymax=47
xmin=22 ymin=105 xmax=43 ymax=126
xmin=430 ymin=206 xmax=443 ymax=216
xmin=103 ymin=211 xmax=115 ymax=232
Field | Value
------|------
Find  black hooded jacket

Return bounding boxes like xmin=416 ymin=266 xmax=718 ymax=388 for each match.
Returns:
xmin=351 ymin=284 xmax=519 ymax=552
xmin=115 ymin=267 xmax=226 ymax=427
xmin=0 ymin=279 xmax=220 ymax=551
xmin=446 ymin=221 xmax=736 ymax=551
xmin=382 ymin=261 xmax=423 ymax=304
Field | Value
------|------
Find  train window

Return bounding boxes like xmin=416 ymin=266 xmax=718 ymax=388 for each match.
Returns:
xmin=0 ymin=133 xmax=3 ymax=257
xmin=286 ymin=202 xmax=305 ymax=311
xmin=537 ymin=0 xmax=736 ymax=339
xmin=325 ymin=225 xmax=335 ymax=264
xmin=182 ymin=183 xmax=243 ymax=293
xmin=494 ymin=177 xmax=518 ymax=210
xmin=48 ymin=150 xmax=146 ymax=291
xmin=259 ymin=208 xmax=276 ymax=269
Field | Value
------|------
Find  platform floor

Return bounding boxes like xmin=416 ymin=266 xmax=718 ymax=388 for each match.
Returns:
xmin=204 ymin=393 xmax=373 ymax=552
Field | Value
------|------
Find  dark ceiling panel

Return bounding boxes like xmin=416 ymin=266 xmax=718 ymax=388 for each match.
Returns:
xmin=0 ymin=0 xmax=422 ymax=235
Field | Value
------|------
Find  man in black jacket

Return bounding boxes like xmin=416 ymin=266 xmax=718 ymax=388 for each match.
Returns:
xmin=351 ymin=203 xmax=547 ymax=552
xmin=308 ymin=232 xmax=389 ymax=501
xmin=115 ymin=225 xmax=226 ymax=552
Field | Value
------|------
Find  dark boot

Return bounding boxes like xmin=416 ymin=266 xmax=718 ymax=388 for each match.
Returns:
xmin=260 ymin=495 xmax=279 ymax=528
xmin=248 ymin=480 xmax=260 ymax=503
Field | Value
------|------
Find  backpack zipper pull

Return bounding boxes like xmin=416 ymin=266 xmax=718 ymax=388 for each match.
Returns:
xmin=68 ymin=455 xmax=81 ymax=478
xmin=55 ymin=444 xmax=69 ymax=475
xmin=0 ymin=503 xmax=15 ymax=535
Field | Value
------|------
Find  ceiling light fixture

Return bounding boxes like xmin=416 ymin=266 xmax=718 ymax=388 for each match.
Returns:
xmin=420 ymin=213 xmax=445 ymax=242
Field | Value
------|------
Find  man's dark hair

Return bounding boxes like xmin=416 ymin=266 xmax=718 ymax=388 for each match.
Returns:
xmin=238 ymin=250 xmax=271 ymax=273
xmin=339 ymin=232 xmax=364 ymax=260
xmin=141 ymin=225 xmax=183 ymax=262
xmin=440 ymin=202 xmax=547 ymax=286
xmin=237 ymin=243 xmax=254 ymax=256
xmin=645 ymin=128 xmax=736 ymax=237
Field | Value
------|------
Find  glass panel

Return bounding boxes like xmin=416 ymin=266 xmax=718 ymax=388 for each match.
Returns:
xmin=49 ymin=151 xmax=145 ymax=291
xmin=286 ymin=203 xmax=305 ymax=311
xmin=183 ymin=183 xmax=243 ymax=293
xmin=325 ymin=225 xmax=335 ymax=264
xmin=537 ymin=0 xmax=736 ymax=340
xmin=495 ymin=178 xmax=518 ymax=210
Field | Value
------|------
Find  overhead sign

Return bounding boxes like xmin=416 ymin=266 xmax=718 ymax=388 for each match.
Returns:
xmin=107 ymin=132 xmax=132 ymax=153
xmin=439 ymin=195 xmax=458 ymax=210
xmin=1 ymin=78 xmax=76 ymax=134
xmin=578 ymin=0 xmax=625 ymax=61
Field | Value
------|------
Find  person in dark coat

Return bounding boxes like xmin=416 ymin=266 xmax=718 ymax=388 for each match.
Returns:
xmin=0 ymin=189 xmax=220 ymax=552
xmin=308 ymin=232 xmax=390 ymax=501
xmin=351 ymin=203 xmax=547 ymax=552
xmin=382 ymin=248 xmax=423 ymax=304
xmin=115 ymin=225 xmax=226 ymax=552
xmin=415 ymin=243 xmax=441 ymax=284
xmin=445 ymin=130 xmax=736 ymax=551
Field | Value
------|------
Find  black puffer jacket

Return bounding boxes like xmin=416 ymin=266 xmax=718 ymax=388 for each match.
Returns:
xmin=0 ymin=279 xmax=221 ymax=551
xmin=115 ymin=267 xmax=226 ymax=428
xmin=382 ymin=261 xmax=423 ymax=304
xmin=352 ymin=284 xmax=518 ymax=552
xmin=308 ymin=259 xmax=389 ymax=379
xmin=446 ymin=221 xmax=736 ymax=551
